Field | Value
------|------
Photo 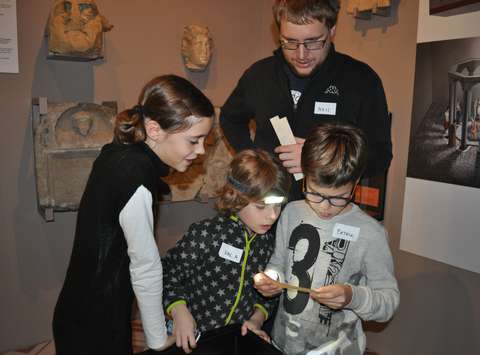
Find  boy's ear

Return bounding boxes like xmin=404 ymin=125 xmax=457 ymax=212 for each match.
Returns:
xmin=144 ymin=119 xmax=167 ymax=141
xmin=329 ymin=25 xmax=336 ymax=38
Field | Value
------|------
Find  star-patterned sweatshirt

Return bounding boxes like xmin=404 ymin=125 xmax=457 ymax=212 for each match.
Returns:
xmin=162 ymin=214 xmax=277 ymax=332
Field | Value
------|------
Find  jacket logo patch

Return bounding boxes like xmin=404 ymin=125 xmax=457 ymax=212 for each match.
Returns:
xmin=324 ymin=85 xmax=340 ymax=96
xmin=290 ymin=89 xmax=301 ymax=107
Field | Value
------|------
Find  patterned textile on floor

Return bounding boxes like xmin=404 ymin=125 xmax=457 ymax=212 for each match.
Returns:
xmin=2 ymin=319 xmax=148 ymax=355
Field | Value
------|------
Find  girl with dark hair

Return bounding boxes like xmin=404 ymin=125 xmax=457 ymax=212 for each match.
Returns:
xmin=53 ymin=75 xmax=214 ymax=355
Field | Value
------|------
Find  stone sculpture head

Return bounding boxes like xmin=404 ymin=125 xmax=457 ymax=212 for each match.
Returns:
xmin=47 ymin=0 xmax=113 ymax=57
xmin=72 ymin=110 xmax=94 ymax=137
xmin=181 ymin=25 xmax=213 ymax=72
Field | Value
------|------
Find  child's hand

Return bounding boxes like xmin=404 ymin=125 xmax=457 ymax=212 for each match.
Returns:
xmin=241 ymin=309 xmax=270 ymax=343
xmin=171 ymin=304 xmax=198 ymax=353
xmin=309 ymin=284 xmax=352 ymax=309
xmin=241 ymin=319 xmax=271 ymax=343
xmin=253 ymin=272 xmax=282 ymax=297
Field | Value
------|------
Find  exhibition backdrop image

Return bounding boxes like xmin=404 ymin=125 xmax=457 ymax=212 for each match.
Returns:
xmin=407 ymin=36 xmax=480 ymax=188
xmin=401 ymin=12 xmax=480 ymax=274
xmin=400 ymin=0 xmax=480 ymax=273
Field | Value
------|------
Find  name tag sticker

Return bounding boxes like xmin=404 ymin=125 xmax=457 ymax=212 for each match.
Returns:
xmin=333 ymin=223 xmax=360 ymax=242
xmin=219 ymin=242 xmax=243 ymax=263
xmin=314 ymin=101 xmax=337 ymax=116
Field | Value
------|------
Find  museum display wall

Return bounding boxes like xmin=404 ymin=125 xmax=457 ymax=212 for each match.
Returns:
xmin=1 ymin=1 xmax=479 ymax=354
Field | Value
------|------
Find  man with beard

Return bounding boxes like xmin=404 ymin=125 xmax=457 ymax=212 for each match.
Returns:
xmin=220 ymin=0 xmax=392 ymax=200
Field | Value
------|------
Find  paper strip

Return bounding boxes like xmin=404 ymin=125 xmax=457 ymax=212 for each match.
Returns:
xmin=270 ymin=116 xmax=304 ymax=181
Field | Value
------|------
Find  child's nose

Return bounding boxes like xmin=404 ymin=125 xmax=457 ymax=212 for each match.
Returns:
xmin=266 ymin=206 xmax=279 ymax=220
xmin=195 ymin=142 xmax=206 ymax=155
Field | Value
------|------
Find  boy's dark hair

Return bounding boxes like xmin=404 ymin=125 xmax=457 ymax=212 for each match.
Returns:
xmin=272 ymin=0 xmax=340 ymax=30
xmin=301 ymin=122 xmax=367 ymax=188
xmin=216 ymin=149 xmax=290 ymax=213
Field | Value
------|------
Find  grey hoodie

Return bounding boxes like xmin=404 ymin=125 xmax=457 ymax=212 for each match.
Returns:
xmin=267 ymin=201 xmax=399 ymax=355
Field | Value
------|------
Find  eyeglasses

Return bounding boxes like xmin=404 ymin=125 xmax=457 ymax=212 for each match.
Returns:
xmin=302 ymin=181 xmax=355 ymax=207
xmin=279 ymin=39 xmax=327 ymax=51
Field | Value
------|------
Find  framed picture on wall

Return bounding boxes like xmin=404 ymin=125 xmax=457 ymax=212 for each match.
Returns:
xmin=400 ymin=33 xmax=480 ymax=274
xmin=429 ymin=0 xmax=480 ymax=15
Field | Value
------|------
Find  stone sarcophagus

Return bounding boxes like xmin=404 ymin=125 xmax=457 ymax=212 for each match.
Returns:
xmin=32 ymin=98 xmax=116 ymax=221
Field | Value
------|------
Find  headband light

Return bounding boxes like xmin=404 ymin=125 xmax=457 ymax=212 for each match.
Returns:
xmin=263 ymin=195 xmax=286 ymax=205
xmin=228 ymin=175 xmax=286 ymax=205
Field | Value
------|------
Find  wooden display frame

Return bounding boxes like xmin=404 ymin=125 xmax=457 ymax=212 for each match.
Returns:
xmin=429 ymin=0 xmax=480 ymax=15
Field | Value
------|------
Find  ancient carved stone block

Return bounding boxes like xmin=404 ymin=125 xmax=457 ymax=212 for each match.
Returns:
xmin=32 ymin=98 xmax=116 ymax=221
xmin=181 ymin=24 xmax=213 ymax=72
xmin=346 ymin=0 xmax=391 ymax=19
xmin=46 ymin=0 xmax=113 ymax=61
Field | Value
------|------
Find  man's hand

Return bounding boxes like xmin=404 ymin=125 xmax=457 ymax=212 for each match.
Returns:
xmin=309 ymin=284 xmax=353 ymax=309
xmin=171 ymin=303 xmax=197 ymax=353
xmin=253 ymin=272 xmax=282 ymax=297
xmin=241 ymin=309 xmax=270 ymax=343
xmin=274 ymin=137 xmax=305 ymax=174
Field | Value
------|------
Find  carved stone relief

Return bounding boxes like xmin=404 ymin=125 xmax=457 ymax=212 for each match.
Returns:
xmin=33 ymin=102 xmax=235 ymax=219
xmin=346 ymin=0 xmax=391 ymax=18
xmin=32 ymin=98 xmax=116 ymax=221
xmin=181 ymin=25 xmax=213 ymax=72
xmin=46 ymin=0 xmax=113 ymax=60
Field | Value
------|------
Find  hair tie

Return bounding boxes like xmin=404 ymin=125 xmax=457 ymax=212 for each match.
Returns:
xmin=133 ymin=104 xmax=145 ymax=119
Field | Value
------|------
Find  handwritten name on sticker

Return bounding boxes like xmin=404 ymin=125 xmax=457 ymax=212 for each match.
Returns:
xmin=219 ymin=242 xmax=243 ymax=263
xmin=314 ymin=101 xmax=337 ymax=116
xmin=333 ymin=223 xmax=360 ymax=242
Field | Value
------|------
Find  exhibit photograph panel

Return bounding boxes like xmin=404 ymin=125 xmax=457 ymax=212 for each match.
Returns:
xmin=406 ymin=37 xmax=480 ymax=189
xmin=400 ymin=1 xmax=480 ymax=274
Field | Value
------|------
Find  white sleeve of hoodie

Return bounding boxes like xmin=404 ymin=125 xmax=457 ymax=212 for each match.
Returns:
xmin=119 ymin=185 xmax=167 ymax=349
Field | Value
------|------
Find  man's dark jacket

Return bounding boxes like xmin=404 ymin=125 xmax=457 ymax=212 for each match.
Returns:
xmin=220 ymin=46 xmax=392 ymax=184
